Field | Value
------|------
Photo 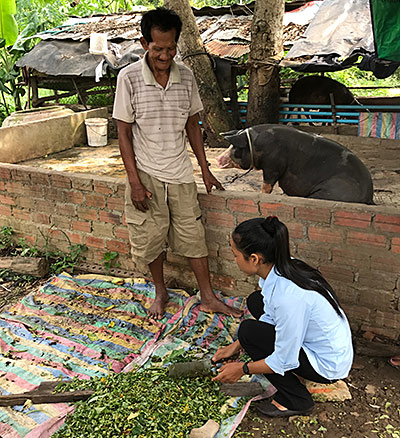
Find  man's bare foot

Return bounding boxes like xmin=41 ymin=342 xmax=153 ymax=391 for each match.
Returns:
xmin=148 ymin=288 xmax=169 ymax=320
xmin=200 ymin=297 xmax=243 ymax=318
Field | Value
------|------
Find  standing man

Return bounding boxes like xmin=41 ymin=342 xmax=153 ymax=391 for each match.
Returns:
xmin=113 ymin=7 xmax=242 ymax=320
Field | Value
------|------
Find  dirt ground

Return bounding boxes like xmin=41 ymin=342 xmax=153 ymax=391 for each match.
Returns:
xmin=20 ymin=138 xmax=400 ymax=207
xmin=0 ymin=277 xmax=399 ymax=438
xmin=10 ymin=137 xmax=400 ymax=436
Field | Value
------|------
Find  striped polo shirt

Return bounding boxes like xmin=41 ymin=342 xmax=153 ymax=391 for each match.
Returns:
xmin=113 ymin=54 xmax=204 ymax=184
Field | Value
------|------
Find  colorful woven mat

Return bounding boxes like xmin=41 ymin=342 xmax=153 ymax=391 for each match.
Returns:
xmin=0 ymin=273 xmax=248 ymax=438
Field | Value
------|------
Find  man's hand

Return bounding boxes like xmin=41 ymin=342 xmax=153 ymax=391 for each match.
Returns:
xmin=202 ymin=168 xmax=224 ymax=194
xmin=130 ymin=181 xmax=152 ymax=212
xmin=212 ymin=362 xmax=244 ymax=383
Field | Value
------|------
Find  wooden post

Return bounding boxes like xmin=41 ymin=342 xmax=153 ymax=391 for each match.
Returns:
xmin=330 ymin=92 xmax=338 ymax=134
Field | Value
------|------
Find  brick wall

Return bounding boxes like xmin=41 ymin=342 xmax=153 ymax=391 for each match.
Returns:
xmin=0 ymin=163 xmax=399 ymax=342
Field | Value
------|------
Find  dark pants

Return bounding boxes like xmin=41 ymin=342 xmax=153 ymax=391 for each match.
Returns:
xmin=238 ymin=290 xmax=334 ymax=411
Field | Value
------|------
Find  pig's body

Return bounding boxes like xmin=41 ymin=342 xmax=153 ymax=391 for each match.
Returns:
xmin=220 ymin=124 xmax=374 ymax=204
xmin=289 ymin=76 xmax=355 ymax=106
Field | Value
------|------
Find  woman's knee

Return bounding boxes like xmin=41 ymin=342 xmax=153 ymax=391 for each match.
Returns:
xmin=246 ymin=290 xmax=264 ymax=319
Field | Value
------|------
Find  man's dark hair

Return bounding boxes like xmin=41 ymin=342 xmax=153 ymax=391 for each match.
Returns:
xmin=141 ymin=7 xmax=182 ymax=43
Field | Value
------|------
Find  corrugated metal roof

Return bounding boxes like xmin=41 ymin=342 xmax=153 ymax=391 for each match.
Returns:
xmin=205 ymin=40 xmax=249 ymax=59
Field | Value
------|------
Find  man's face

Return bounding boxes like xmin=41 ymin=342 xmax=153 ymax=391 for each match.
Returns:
xmin=140 ymin=27 xmax=177 ymax=73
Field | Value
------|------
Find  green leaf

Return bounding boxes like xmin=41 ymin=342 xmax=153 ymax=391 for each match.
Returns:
xmin=0 ymin=0 xmax=18 ymax=46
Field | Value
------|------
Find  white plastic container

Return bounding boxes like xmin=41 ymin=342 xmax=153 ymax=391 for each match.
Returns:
xmin=89 ymin=33 xmax=108 ymax=55
xmin=84 ymin=118 xmax=108 ymax=147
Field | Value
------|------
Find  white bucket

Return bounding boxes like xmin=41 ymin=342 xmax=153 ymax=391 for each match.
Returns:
xmin=85 ymin=118 xmax=108 ymax=147
xmin=89 ymin=33 xmax=108 ymax=55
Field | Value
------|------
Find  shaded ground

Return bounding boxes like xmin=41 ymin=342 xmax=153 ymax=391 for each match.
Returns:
xmin=237 ymin=355 xmax=400 ymax=438
xmin=20 ymin=138 xmax=400 ymax=207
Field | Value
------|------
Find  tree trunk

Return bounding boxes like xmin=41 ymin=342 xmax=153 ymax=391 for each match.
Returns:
xmin=246 ymin=0 xmax=285 ymax=126
xmin=164 ymin=0 xmax=234 ymax=146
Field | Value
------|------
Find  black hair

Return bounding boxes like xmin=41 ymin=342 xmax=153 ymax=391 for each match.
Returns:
xmin=141 ymin=7 xmax=182 ymax=43
xmin=232 ymin=216 xmax=344 ymax=317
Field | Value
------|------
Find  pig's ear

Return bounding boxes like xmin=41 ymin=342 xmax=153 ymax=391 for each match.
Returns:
xmin=222 ymin=130 xmax=248 ymax=149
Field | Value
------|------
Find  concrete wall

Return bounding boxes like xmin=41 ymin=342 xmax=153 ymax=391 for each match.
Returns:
xmin=0 ymin=163 xmax=399 ymax=345
xmin=0 ymin=108 xmax=108 ymax=163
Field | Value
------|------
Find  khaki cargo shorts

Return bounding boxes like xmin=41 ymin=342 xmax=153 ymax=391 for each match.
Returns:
xmin=125 ymin=170 xmax=208 ymax=265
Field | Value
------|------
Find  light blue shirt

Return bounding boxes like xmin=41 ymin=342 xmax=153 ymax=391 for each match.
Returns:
xmin=259 ymin=266 xmax=353 ymax=379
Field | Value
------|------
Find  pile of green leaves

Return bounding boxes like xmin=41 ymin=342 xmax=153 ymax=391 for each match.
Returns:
xmin=53 ymin=367 xmax=240 ymax=438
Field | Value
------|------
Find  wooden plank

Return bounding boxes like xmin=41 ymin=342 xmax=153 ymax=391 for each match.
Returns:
xmin=0 ymin=390 xmax=94 ymax=406
xmin=0 ymin=256 xmax=49 ymax=277
xmin=220 ymin=382 xmax=264 ymax=397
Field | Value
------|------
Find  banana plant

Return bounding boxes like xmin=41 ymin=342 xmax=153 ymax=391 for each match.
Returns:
xmin=0 ymin=0 xmax=18 ymax=45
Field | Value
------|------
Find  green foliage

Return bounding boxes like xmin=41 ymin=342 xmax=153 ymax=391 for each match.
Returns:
xmin=0 ymin=0 xmax=18 ymax=45
xmin=0 ymin=225 xmax=13 ymax=251
xmin=53 ymin=366 xmax=240 ymax=438
xmin=101 ymin=251 xmax=120 ymax=272
xmin=46 ymin=243 xmax=88 ymax=275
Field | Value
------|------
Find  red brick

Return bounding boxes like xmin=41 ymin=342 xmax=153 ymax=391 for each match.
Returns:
xmin=358 ymin=288 xmax=395 ymax=311
xmin=392 ymin=237 xmax=400 ymax=254
xmin=0 ymin=167 xmax=11 ymax=179
xmin=49 ymin=229 xmax=67 ymax=240
xmin=71 ymin=177 xmax=93 ymax=191
xmin=319 ymin=264 xmax=354 ymax=284
xmin=260 ymin=202 xmax=294 ymax=220
xmin=56 ymin=203 xmax=76 ymax=217
xmin=360 ymin=325 xmax=399 ymax=341
xmin=0 ymin=194 xmax=15 ymax=205
xmin=107 ymin=197 xmax=124 ymax=211
xmin=333 ymin=210 xmax=372 ymax=228
xmin=17 ymin=196 xmax=35 ymax=210
xmin=114 ymin=226 xmax=129 ymax=240
xmin=85 ymin=236 xmax=105 ymax=249
xmin=106 ymin=239 xmax=129 ymax=254
xmin=286 ymin=222 xmax=304 ymax=239
xmin=13 ymin=208 xmax=30 ymax=221
xmin=35 ymin=199 xmax=54 ymax=214
xmin=66 ymin=232 xmax=84 ymax=244
xmin=45 ymin=188 xmax=66 ymax=202
xmin=99 ymin=211 xmax=121 ymax=224
xmin=31 ymin=173 xmax=50 ymax=185
xmin=77 ymin=207 xmax=98 ymax=221
xmin=308 ymin=226 xmax=342 ymax=243
xmin=6 ymin=182 xmax=25 ymax=195
xmin=375 ymin=222 xmax=400 ymax=234
xmin=86 ymin=193 xmax=106 ymax=208
xmin=198 ymin=194 xmax=226 ymax=210
xmin=27 ymin=185 xmax=44 ymax=199
xmin=31 ymin=212 xmax=50 ymax=225
xmin=210 ymin=273 xmax=235 ymax=291
xmin=376 ymin=310 xmax=400 ymax=329
xmin=295 ymin=207 xmax=331 ymax=224
xmin=72 ymin=220 xmax=91 ymax=233
xmin=342 ymin=304 xmax=371 ymax=324
xmin=50 ymin=174 xmax=71 ymax=189
xmin=219 ymin=247 xmax=235 ymax=261
xmin=207 ymin=211 xmax=235 ymax=228
xmin=52 ymin=215 xmax=71 ymax=229
xmin=332 ymin=247 xmax=371 ymax=269
xmin=296 ymin=242 xmax=330 ymax=264
xmin=94 ymin=181 xmax=114 ymax=195
xmin=10 ymin=169 xmax=31 ymax=182
xmin=227 ymin=198 xmax=258 ymax=214
xmin=370 ymin=254 xmax=400 ymax=274
xmin=0 ymin=181 xmax=5 ymax=191
xmin=347 ymin=231 xmax=386 ymax=248
xmin=67 ymin=191 xmax=84 ymax=205
xmin=374 ymin=214 xmax=400 ymax=234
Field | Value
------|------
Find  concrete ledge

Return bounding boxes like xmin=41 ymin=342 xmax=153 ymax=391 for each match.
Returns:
xmin=0 ymin=107 xmax=108 ymax=163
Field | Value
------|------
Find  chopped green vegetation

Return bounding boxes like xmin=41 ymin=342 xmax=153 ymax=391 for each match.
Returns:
xmin=53 ymin=367 xmax=241 ymax=438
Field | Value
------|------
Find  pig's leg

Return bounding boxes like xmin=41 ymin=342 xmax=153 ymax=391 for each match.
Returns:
xmin=262 ymin=182 xmax=274 ymax=193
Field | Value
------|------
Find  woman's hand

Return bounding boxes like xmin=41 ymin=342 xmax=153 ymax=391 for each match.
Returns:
xmin=212 ymin=362 xmax=244 ymax=383
xmin=212 ymin=340 xmax=241 ymax=363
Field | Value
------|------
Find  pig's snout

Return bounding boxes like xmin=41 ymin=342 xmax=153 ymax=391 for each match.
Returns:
xmin=216 ymin=145 xmax=234 ymax=169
